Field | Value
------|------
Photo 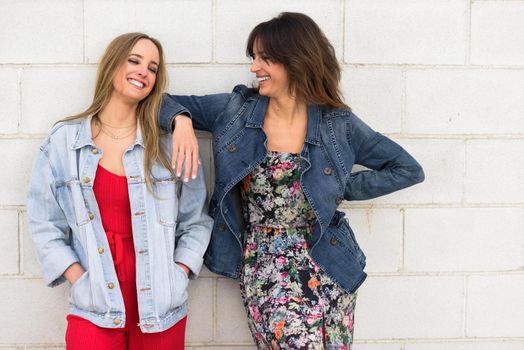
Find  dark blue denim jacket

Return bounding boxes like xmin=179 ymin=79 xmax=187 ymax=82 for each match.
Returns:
xmin=160 ymin=85 xmax=424 ymax=293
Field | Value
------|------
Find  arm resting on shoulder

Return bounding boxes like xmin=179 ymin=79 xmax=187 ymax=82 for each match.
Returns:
xmin=160 ymin=93 xmax=232 ymax=181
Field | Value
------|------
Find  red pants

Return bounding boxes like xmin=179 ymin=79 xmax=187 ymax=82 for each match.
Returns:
xmin=66 ymin=231 xmax=186 ymax=349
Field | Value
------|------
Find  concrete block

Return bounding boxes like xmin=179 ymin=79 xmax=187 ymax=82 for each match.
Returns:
xmin=471 ymin=2 xmax=524 ymax=65
xmin=406 ymin=69 xmax=524 ymax=134
xmin=186 ymin=278 xmax=214 ymax=342
xmin=345 ymin=0 xmax=467 ymax=64
xmin=215 ymin=0 xmax=342 ymax=63
xmin=354 ymin=345 xmax=401 ymax=350
xmin=342 ymin=209 xmax=401 ymax=273
xmin=341 ymin=68 xmax=402 ymax=134
xmin=22 ymin=212 xmax=44 ymax=277
xmin=187 ymin=347 xmax=255 ymax=350
xmin=0 ymin=279 xmax=68 ymax=343
xmin=20 ymin=67 xmax=96 ymax=135
xmin=467 ymin=275 xmax=524 ymax=337
xmin=355 ymin=276 xmax=464 ymax=339
xmin=465 ymin=140 xmax=524 ymax=204
xmin=405 ymin=208 xmax=524 ymax=272
xmin=0 ymin=139 xmax=42 ymax=206
xmin=405 ymin=341 xmax=524 ymax=350
xmin=360 ymin=139 xmax=464 ymax=204
xmin=168 ymin=66 xmax=254 ymax=95
xmin=215 ymin=279 xmax=253 ymax=343
xmin=0 ymin=69 xmax=19 ymax=134
xmin=0 ymin=0 xmax=83 ymax=63
xmin=0 ymin=210 xmax=19 ymax=275
xmin=84 ymin=0 xmax=212 ymax=63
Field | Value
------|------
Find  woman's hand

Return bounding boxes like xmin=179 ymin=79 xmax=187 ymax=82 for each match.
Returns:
xmin=175 ymin=262 xmax=190 ymax=277
xmin=64 ymin=262 xmax=85 ymax=285
xmin=172 ymin=115 xmax=199 ymax=182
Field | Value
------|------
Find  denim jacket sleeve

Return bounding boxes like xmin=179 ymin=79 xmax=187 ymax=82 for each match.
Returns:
xmin=173 ymin=159 xmax=213 ymax=278
xmin=26 ymin=149 xmax=80 ymax=287
xmin=159 ymin=93 xmax=232 ymax=132
xmin=344 ymin=111 xmax=425 ymax=201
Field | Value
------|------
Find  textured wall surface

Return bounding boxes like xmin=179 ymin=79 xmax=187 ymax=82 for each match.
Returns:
xmin=1 ymin=0 xmax=523 ymax=349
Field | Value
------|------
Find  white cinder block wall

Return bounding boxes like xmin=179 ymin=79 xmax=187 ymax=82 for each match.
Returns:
xmin=1 ymin=0 xmax=523 ymax=349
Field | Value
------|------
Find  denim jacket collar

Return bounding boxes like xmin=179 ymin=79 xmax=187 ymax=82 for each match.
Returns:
xmin=71 ymin=115 xmax=144 ymax=150
xmin=245 ymin=95 xmax=320 ymax=146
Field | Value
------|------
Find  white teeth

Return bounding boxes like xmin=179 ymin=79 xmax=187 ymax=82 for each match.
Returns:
xmin=257 ymin=76 xmax=270 ymax=82
xmin=128 ymin=79 xmax=144 ymax=88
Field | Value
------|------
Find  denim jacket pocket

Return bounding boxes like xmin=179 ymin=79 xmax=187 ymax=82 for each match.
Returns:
xmin=69 ymin=270 xmax=94 ymax=311
xmin=153 ymin=179 xmax=179 ymax=227
xmin=58 ymin=179 xmax=90 ymax=226
xmin=342 ymin=219 xmax=366 ymax=267
xmin=170 ymin=262 xmax=189 ymax=307
xmin=329 ymin=212 xmax=366 ymax=267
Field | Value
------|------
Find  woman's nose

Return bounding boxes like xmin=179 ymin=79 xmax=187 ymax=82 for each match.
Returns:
xmin=250 ymin=59 xmax=259 ymax=73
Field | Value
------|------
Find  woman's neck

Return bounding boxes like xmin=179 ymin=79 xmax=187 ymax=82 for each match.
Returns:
xmin=98 ymin=97 xmax=138 ymax=127
xmin=267 ymin=96 xmax=307 ymax=124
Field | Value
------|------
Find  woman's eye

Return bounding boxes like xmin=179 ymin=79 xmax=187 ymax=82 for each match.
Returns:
xmin=148 ymin=67 xmax=158 ymax=74
xmin=128 ymin=59 xmax=139 ymax=64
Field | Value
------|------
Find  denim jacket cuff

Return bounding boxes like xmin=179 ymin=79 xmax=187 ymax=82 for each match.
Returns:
xmin=42 ymin=246 xmax=79 ymax=287
xmin=160 ymin=95 xmax=192 ymax=132
xmin=174 ymin=247 xmax=204 ymax=279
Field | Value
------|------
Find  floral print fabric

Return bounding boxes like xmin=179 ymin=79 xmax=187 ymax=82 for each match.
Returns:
xmin=240 ymin=151 xmax=357 ymax=350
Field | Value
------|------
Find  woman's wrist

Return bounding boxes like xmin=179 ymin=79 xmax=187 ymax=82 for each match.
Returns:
xmin=175 ymin=262 xmax=190 ymax=277
xmin=64 ymin=262 xmax=85 ymax=284
xmin=172 ymin=114 xmax=191 ymax=129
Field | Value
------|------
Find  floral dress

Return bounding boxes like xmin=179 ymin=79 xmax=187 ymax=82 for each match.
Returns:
xmin=240 ymin=151 xmax=357 ymax=350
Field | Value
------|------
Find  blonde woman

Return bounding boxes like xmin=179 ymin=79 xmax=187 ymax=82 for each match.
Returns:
xmin=27 ymin=33 xmax=212 ymax=349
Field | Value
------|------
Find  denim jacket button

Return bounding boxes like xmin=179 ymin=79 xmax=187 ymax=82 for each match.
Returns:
xmin=335 ymin=197 xmax=343 ymax=205
xmin=98 ymin=247 xmax=104 ymax=254
xmin=82 ymin=176 xmax=90 ymax=184
xmin=107 ymin=282 xmax=115 ymax=289
xmin=330 ymin=237 xmax=339 ymax=246
xmin=217 ymin=223 xmax=226 ymax=231
xmin=113 ymin=319 xmax=121 ymax=326
xmin=323 ymin=167 xmax=333 ymax=175
xmin=227 ymin=144 xmax=237 ymax=153
xmin=88 ymin=212 xmax=95 ymax=220
xmin=91 ymin=148 xmax=99 ymax=155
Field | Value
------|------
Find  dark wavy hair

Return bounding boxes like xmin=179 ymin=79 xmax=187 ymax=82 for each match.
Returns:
xmin=247 ymin=12 xmax=347 ymax=108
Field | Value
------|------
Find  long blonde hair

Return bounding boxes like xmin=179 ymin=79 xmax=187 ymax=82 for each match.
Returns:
xmin=62 ymin=32 xmax=171 ymax=188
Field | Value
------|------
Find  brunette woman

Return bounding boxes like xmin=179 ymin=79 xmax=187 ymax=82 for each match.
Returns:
xmin=162 ymin=12 xmax=424 ymax=349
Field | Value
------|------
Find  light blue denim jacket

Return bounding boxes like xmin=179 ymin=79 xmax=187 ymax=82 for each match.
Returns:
xmin=26 ymin=116 xmax=213 ymax=332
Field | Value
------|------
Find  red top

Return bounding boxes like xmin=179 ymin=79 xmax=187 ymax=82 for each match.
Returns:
xmin=93 ymin=164 xmax=134 ymax=281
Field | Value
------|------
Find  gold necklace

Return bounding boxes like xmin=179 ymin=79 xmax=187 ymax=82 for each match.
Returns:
xmin=99 ymin=119 xmax=137 ymax=129
xmin=99 ymin=125 xmax=136 ymax=139
xmin=95 ymin=120 xmax=137 ymax=140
